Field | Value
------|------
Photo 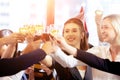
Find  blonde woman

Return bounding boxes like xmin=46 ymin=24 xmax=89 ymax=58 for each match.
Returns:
xmin=54 ymin=14 xmax=120 ymax=80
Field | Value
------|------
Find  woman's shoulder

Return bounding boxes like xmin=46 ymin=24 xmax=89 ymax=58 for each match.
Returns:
xmin=90 ymin=45 xmax=109 ymax=49
xmin=87 ymin=45 xmax=110 ymax=56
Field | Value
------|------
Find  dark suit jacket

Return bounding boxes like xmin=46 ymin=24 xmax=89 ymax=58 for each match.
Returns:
xmin=0 ymin=49 xmax=46 ymax=77
xmin=75 ymin=49 xmax=120 ymax=76
xmin=52 ymin=60 xmax=93 ymax=80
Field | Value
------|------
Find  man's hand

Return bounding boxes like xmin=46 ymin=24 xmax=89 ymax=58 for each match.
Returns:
xmin=22 ymin=40 xmax=42 ymax=54
xmin=41 ymin=41 xmax=57 ymax=54
xmin=0 ymin=33 xmax=25 ymax=46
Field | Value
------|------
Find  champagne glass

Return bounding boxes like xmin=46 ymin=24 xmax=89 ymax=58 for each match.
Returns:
xmin=49 ymin=24 xmax=60 ymax=37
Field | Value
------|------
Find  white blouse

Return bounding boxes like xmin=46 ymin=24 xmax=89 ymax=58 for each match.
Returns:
xmin=51 ymin=46 xmax=120 ymax=80
xmin=51 ymin=47 xmax=86 ymax=68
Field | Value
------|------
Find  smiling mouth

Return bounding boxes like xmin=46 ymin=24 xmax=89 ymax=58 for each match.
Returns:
xmin=67 ymin=38 xmax=75 ymax=42
xmin=101 ymin=34 xmax=107 ymax=39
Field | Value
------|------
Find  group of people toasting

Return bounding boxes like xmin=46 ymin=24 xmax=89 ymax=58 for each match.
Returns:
xmin=0 ymin=9 xmax=120 ymax=80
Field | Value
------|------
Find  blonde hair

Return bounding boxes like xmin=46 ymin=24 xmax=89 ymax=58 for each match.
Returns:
xmin=103 ymin=14 xmax=120 ymax=44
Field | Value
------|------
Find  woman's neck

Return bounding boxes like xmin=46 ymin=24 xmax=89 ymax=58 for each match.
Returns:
xmin=77 ymin=66 xmax=87 ymax=70
xmin=73 ymin=44 xmax=80 ymax=49
xmin=110 ymin=44 xmax=120 ymax=61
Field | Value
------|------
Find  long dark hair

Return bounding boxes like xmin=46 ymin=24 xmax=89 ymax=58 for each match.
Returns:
xmin=63 ymin=18 xmax=89 ymax=51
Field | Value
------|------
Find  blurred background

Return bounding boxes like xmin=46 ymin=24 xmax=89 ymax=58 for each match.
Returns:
xmin=0 ymin=0 xmax=120 ymax=47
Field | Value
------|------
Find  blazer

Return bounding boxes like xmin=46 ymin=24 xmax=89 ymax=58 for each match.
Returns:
xmin=69 ymin=65 xmax=92 ymax=80
xmin=0 ymin=49 xmax=46 ymax=77
xmin=53 ymin=60 xmax=93 ymax=80
xmin=75 ymin=49 xmax=120 ymax=76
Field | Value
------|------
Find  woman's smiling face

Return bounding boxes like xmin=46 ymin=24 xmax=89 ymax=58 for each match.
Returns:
xmin=101 ymin=18 xmax=116 ymax=43
xmin=63 ymin=23 xmax=83 ymax=48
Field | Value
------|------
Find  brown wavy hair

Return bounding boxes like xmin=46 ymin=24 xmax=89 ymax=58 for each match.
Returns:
xmin=63 ymin=18 xmax=89 ymax=51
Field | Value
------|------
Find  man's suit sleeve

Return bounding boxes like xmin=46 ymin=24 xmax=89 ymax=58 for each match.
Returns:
xmin=0 ymin=49 xmax=46 ymax=77
xmin=75 ymin=49 xmax=120 ymax=76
